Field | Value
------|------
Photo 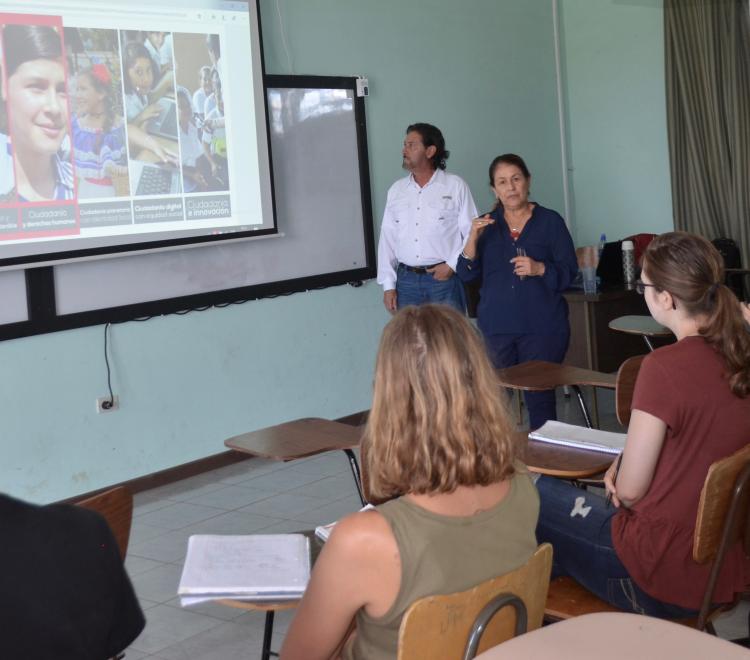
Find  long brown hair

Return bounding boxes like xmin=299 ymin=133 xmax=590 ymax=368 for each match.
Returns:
xmin=363 ymin=304 xmax=517 ymax=500
xmin=642 ymin=231 xmax=750 ymax=397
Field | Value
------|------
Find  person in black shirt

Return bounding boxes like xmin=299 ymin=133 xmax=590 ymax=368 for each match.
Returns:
xmin=0 ymin=493 xmax=145 ymax=659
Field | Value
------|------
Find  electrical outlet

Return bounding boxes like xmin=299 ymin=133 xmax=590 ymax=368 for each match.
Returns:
xmin=96 ymin=395 xmax=120 ymax=413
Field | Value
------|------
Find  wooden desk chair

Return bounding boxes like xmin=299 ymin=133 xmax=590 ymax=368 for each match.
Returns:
xmin=568 ymin=354 xmax=644 ymax=488
xmin=614 ymin=354 xmax=645 ymax=426
xmin=608 ymin=315 xmax=672 ymax=352
xmin=398 ymin=544 xmax=553 ymax=660
xmin=495 ymin=361 xmax=617 ymax=428
xmin=76 ymin=486 xmax=133 ymax=561
xmin=545 ymin=444 xmax=750 ymax=636
xmin=218 ymin=530 xmax=324 ymax=660
xmin=225 ymin=418 xmax=366 ymax=506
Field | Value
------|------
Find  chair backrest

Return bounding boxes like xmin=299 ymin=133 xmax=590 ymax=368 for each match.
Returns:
xmin=397 ymin=543 xmax=553 ymax=660
xmin=76 ymin=486 xmax=133 ymax=561
xmin=615 ymin=354 xmax=645 ymax=426
xmin=693 ymin=444 xmax=750 ymax=629
xmin=694 ymin=444 xmax=750 ymax=564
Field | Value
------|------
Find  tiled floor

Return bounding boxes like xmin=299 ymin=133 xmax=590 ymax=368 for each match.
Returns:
xmin=124 ymin=390 xmax=748 ymax=658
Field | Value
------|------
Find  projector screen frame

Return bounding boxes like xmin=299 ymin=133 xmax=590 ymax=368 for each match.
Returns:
xmin=0 ymin=73 xmax=376 ymax=341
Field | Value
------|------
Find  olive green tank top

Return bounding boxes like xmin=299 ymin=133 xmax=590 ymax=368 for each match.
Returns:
xmin=342 ymin=465 xmax=539 ymax=660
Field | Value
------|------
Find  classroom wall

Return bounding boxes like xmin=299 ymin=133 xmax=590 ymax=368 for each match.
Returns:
xmin=559 ymin=0 xmax=674 ymax=246
xmin=2 ymin=0 xmax=567 ymax=503
xmin=259 ymin=0 xmax=566 ymax=218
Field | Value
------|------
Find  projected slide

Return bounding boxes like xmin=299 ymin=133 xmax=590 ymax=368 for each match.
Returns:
xmin=0 ymin=1 xmax=274 ymax=267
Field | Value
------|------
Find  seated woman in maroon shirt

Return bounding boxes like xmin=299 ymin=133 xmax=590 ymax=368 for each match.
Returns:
xmin=536 ymin=231 xmax=750 ymax=617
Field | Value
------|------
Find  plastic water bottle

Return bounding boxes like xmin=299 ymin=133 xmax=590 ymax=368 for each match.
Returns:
xmin=598 ymin=233 xmax=606 ymax=260
xmin=622 ymin=240 xmax=635 ymax=289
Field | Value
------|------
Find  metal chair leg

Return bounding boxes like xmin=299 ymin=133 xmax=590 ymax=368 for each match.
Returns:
xmin=571 ymin=385 xmax=593 ymax=428
xmin=343 ymin=448 xmax=366 ymax=506
xmin=261 ymin=611 xmax=275 ymax=660
xmin=591 ymin=386 xmax=600 ymax=429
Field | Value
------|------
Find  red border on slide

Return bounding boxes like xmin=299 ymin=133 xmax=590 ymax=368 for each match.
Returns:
xmin=0 ymin=12 xmax=80 ymax=241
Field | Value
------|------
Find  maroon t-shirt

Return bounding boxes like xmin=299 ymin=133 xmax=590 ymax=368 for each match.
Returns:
xmin=611 ymin=336 xmax=750 ymax=609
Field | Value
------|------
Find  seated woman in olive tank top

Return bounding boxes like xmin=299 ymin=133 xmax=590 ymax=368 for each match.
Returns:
xmin=281 ymin=304 xmax=539 ymax=660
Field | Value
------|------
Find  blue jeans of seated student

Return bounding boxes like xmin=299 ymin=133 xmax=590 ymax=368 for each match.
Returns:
xmin=396 ymin=263 xmax=465 ymax=313
xmin=535 ymin=476 xmax=698 ymax=618
xmin=485 ymin=331 xmax=569 ymax=430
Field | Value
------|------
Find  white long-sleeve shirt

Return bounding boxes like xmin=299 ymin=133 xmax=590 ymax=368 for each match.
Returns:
xmin=377 ymin=168 xmax=477 ymax=291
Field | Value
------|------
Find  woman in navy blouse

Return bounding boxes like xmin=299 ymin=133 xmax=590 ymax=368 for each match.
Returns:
xmin=457 ymin=154 xmax=578 ymax=429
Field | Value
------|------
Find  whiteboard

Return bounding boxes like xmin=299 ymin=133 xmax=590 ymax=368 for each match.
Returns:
xmin=1 ymin=77 xmax=374 ymax=329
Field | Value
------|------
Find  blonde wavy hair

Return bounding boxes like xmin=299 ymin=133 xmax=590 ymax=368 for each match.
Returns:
xmin=364 ymin=304 xmax=517 ymax=500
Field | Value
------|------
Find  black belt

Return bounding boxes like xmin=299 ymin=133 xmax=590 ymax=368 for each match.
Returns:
xmin=399 ymin=262 xmax=444 ymax=274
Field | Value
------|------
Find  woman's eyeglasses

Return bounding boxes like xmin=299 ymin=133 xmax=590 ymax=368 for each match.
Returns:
xmin=636 ymin=279 xmax=677 ymax=309
xmin=635 ymin=279 xmax=657 ymax=295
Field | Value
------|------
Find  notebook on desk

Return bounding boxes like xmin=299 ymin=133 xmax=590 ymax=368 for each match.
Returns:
xmin=178 ymin=533 xmax=310 ymax=606
xmin=529 ymin=421 xmax=626 ymax=456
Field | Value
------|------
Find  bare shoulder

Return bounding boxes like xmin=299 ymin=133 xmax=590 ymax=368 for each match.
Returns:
xmin=321 ymin=508 xmax=401 ymax=616
xmin=322 ymin=508 xmax=400 ymax=592
xmin=326 ymin=508 xmax=396 ymax=562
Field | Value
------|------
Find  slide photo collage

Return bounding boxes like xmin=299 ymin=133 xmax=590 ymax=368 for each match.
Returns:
xmin=0 ymin=12 xmax=231 ymax=239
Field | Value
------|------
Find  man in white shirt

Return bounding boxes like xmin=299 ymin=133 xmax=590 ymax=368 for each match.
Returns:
xmin=377 ymin=123 xmax=477 ymax=313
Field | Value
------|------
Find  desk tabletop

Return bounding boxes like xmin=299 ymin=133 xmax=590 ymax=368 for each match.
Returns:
xmin=474 ymin=612 xmax=749 ymax=659
xmin=517 ymin=432 xmax=614 ymax=478
xmin=496 ymin=361 xmax=616 ymax=391
xmin=226 ymin=418 xmax=612 ymax=479
xmin=609 ymin=315 xmax=671 ymax=337
xmin=225 ymin=417 xmax=362 ymax=460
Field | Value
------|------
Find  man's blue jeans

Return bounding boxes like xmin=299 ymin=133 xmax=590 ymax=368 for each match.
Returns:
xmin=535 ymin=476 xmax=697 ymax=618
xmin=396 ymin=264 xmax=465 ymax=313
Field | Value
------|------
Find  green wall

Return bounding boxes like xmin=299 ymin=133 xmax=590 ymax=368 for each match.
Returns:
xmin=559 ymin=0 xmax=674 ymax=245
xmin=2 ymin=0 xmax=566 ymax=503
xmin=258 ymin=0 xmax=565 ymax=216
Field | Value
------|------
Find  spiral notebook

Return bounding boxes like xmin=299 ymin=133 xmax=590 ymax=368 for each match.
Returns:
xmin=528 ymin=421 xmax=626 ymax=455
xmin=178 ymin=533 xmax=310 ymax=606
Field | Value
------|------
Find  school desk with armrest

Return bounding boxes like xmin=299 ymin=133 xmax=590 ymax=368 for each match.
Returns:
xmin=224 ymin=417 xmax=366 ymax=506
xmin=473 ymin=612 xmax=750 ymax=660
xmin=495 ymin=361 xmax=616 ymax=428
xmin=217 ymin=530 xmax=325 ymax=660
xmin=608 ymin=314 xmax=673 ymax=352
xmin=544 ymin=443 xmax=750 ymax=640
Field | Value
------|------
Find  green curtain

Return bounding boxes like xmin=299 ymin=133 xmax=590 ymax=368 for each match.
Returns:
xmin=664 ymin=0 xmax=750 ymax=269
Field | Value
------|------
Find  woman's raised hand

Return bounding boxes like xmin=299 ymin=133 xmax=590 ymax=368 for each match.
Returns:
xmin=470 ymin=214 xmax=495 ymax=238
xmin=463 ymin=214 xmax=495 ymax=261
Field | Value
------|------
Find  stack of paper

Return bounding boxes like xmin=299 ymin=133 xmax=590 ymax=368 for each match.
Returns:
xmin=178 ymin=534 xmax=310 ymax=606
xmin=529 ymin=421 xmax=626 ymax=455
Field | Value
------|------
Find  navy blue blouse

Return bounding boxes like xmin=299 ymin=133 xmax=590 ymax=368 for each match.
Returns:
xmin=456 ymin=203 xmax=578 ymax=336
